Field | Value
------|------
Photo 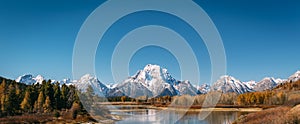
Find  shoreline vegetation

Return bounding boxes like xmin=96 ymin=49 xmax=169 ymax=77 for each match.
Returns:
xmin=101 ymin=101 xmax=276 ymax=108
xmin=102 ymin=102 xmax=264 ymax=112
xmin=233 ymin=105 xmax=300 ymax=124
xmin=0 ymin=76 xmax=300 ymax=123
xmin=100 ymin=102 xmax=267 ymax=112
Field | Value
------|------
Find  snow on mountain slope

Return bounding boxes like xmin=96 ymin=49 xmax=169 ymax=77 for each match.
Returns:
xmin=108 ymin=64 xmax=176 ymax=97
xmin=107 ymin=80 xmax=153 ymax=98
xmin=108 ymin=64 xmax=197 ymax=98
xmin=72 ymin=74 xmax=109 ymax=97
xmin=211 ymin=75 xmax=253 ymax=94
xmin=15 ymin=69 xmax=299 ymax=97
xmin=174 ymin=80 xmax=198 ymax=96
xmin=288 ymin=71 xmax=300 ymax=82
xmin=244 ymin=80 xmax=256 ymax=89
xmin=59 ymin=78 xmax=73 ymax=85
xmin=129 ymin=64 xmax=177 ymax=86
xmin=16 ymin=74 xmax=44 ymax=85
xmin=106 ymin=83 xmax=118 ymax=89
xmin=196 ymin=84 xmax=211 ymax=94
xmin=253 ymin=77 xmax=286 ymax=91
xmin=253 ymin=77 xmax=277 ymax=91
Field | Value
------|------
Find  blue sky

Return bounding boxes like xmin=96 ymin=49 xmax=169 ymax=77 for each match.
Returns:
xmin=0 ymin=0 xmax=299 ymax=84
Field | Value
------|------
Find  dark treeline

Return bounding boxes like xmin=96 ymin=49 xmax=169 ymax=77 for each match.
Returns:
xmin=0 ymin=76 xmax=85 ymax=118
xmin=1 ymin=76 xmax=300 ymax=120
xmin=107 ymin=95 xmax=172 ymax=105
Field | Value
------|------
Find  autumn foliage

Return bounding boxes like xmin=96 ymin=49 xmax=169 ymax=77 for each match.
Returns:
xmin=0 ymin=77 xmax=82 ymax=117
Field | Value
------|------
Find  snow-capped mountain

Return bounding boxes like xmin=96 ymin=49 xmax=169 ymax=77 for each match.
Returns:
xmin=16 ymin=74 xmax=44 ymax=85
xmin=253 ymin=77 xmax=285 ymax=91
xmin=244 ymin=80 xmax=256 ymax=89
xmin=174 ymin=80 xmax=198 ymax=96
xmin=107 ymin=79 xmax=153 ymax=98
xmin=106 ymin=70 xmax=299 ymax=95
xmin=196 ymin=84 xmax=211 ymax=94
xmin=15 ymin=67 xmax=300 ymax=97
xmin=16 ymin=74 xmax=72 ymax=85
xmin=107 ymin=64 xmax=198 ymax=98
xmin=106 ymin=83 xmax=118 ymax=89
xmin=72 ymin=74 xmax=109 ymax=97
xmin=288 ymin=71 xmax=300 ymax=82
xmin=211 ymin=75 xmax=253 ymax=94
xmin=59 ymin=78 xmax=73 ymax=85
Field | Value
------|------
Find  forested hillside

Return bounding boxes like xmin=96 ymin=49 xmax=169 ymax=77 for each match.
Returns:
xmin=0 ymin=76 xmax=112 ymax=123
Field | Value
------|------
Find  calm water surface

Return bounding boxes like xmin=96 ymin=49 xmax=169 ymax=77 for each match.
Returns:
xmin=108 ymin=105 xmax=251 ymax=124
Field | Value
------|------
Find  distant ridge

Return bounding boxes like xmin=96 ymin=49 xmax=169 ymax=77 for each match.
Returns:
xmin=14 ymin=65 xmax=300 ymax=96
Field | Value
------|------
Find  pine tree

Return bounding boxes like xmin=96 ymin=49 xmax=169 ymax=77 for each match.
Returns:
xmin=43 ymin=96 xmax=52 ymax=113
xmin=66 ymin=85 xmax=78 ymax=109
xmin=53 ymin=82 xmax=61 ymax=110
xmin=6 ymin=84 xmax=19 ymax=115
xmin=0 ymin=79 xmax=6 ymax=113
xmin=61 ymin=84 xmax=69 ymax=109
xmin=0 ymin=79 xmax=6 ymax=97
xmin=15 ymin=82 xmax=21 ymax=96
xmin=43 ymin=81 xmax=54 ymax=106
xmin=0 ymin=94 xmax=6 ymax=112
xmin=20 ymin=91 xmax=31 ymax=112
xmin=35 ymin=91 xmax=44 ymax=112
xmin=121 ymin=96 xmax=126 ymax=102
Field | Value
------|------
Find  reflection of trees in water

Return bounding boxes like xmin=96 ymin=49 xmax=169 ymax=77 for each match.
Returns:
xmin=175 ymin=111 xmax=241 ymax=124
xmin=116 ymin=107 xmax=248 ymax=124
xmin=205 ymin=112 xmax=238 ymax=124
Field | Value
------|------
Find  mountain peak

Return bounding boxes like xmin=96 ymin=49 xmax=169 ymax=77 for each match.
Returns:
xmin=262 ymin=77 xmax=274 ymax=80
xmin=253 ymin=77 xmax=286 ymax=91
xmin=35 ymin=75 xmax=44 ymax=83
xmin=130 ymin=64 xmax=176 ymax=85
xmin=108 ymin=64 xmax=196 ymax=97
xmin=143 ymin=64 xmax=162 ymax=71
xmin=16 ymin=74 xmax=33 ymax=81
xmin=212 ymin=75 xmax=252 ymax=94
xmin=14 ymin=68 xmax=300 ymax=97
xmin=80 ymin=74 xmax=95 ymax=80
xmin=219 ymin=75 xmax=240 ymax=83
xmin=78 ymin=74 xmax=104 ymax=84
xmin=73 ymin=74 xmax=108 ymax=96
xmin=288 ymin=71 xmax=300 ymax=82
xmin=16 ymin=74 xmax=44 ymax=85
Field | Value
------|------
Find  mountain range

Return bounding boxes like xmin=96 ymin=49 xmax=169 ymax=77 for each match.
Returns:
xmin=15 ymin=64 xmax=300 ymax=98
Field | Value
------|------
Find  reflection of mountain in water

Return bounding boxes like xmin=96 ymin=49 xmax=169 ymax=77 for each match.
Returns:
xmin=111 ymin=105 xmax=249 ymax=124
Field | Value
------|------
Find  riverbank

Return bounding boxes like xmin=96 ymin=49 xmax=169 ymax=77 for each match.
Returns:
xmin=101 ymin=102 xmax=266 ymax=113
xmin=233 ymin=105 xmax=300 ymax=124
xmin=100 ymin=102 xmax=276 ymax=112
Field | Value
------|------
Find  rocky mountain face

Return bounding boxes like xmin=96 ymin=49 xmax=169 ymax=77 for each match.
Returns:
xmin=107 ymin=64 xmax=198 ymax=98
xmin=15 ymin=65 xmax=300 ymax=97
xmin=16 ymin=74 xmax=44 ymax=85
xmin=211 ymin=75 xmax=253 ymax=94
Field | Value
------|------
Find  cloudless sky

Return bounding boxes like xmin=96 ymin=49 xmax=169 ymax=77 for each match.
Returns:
xmin=0 ymin=0 xmax=299 ymax=84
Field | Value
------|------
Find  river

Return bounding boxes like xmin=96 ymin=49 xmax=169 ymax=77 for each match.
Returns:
xmin=107 ymin=105 xmax=253 ymax=124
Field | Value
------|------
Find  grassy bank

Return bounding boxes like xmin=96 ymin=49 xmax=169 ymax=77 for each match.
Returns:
xmin=234 ymin=104 xmax=300 ymax=124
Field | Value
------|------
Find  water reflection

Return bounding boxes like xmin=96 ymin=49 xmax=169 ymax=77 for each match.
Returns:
xmin=110 ymin=105 xmax=249 ymax=124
